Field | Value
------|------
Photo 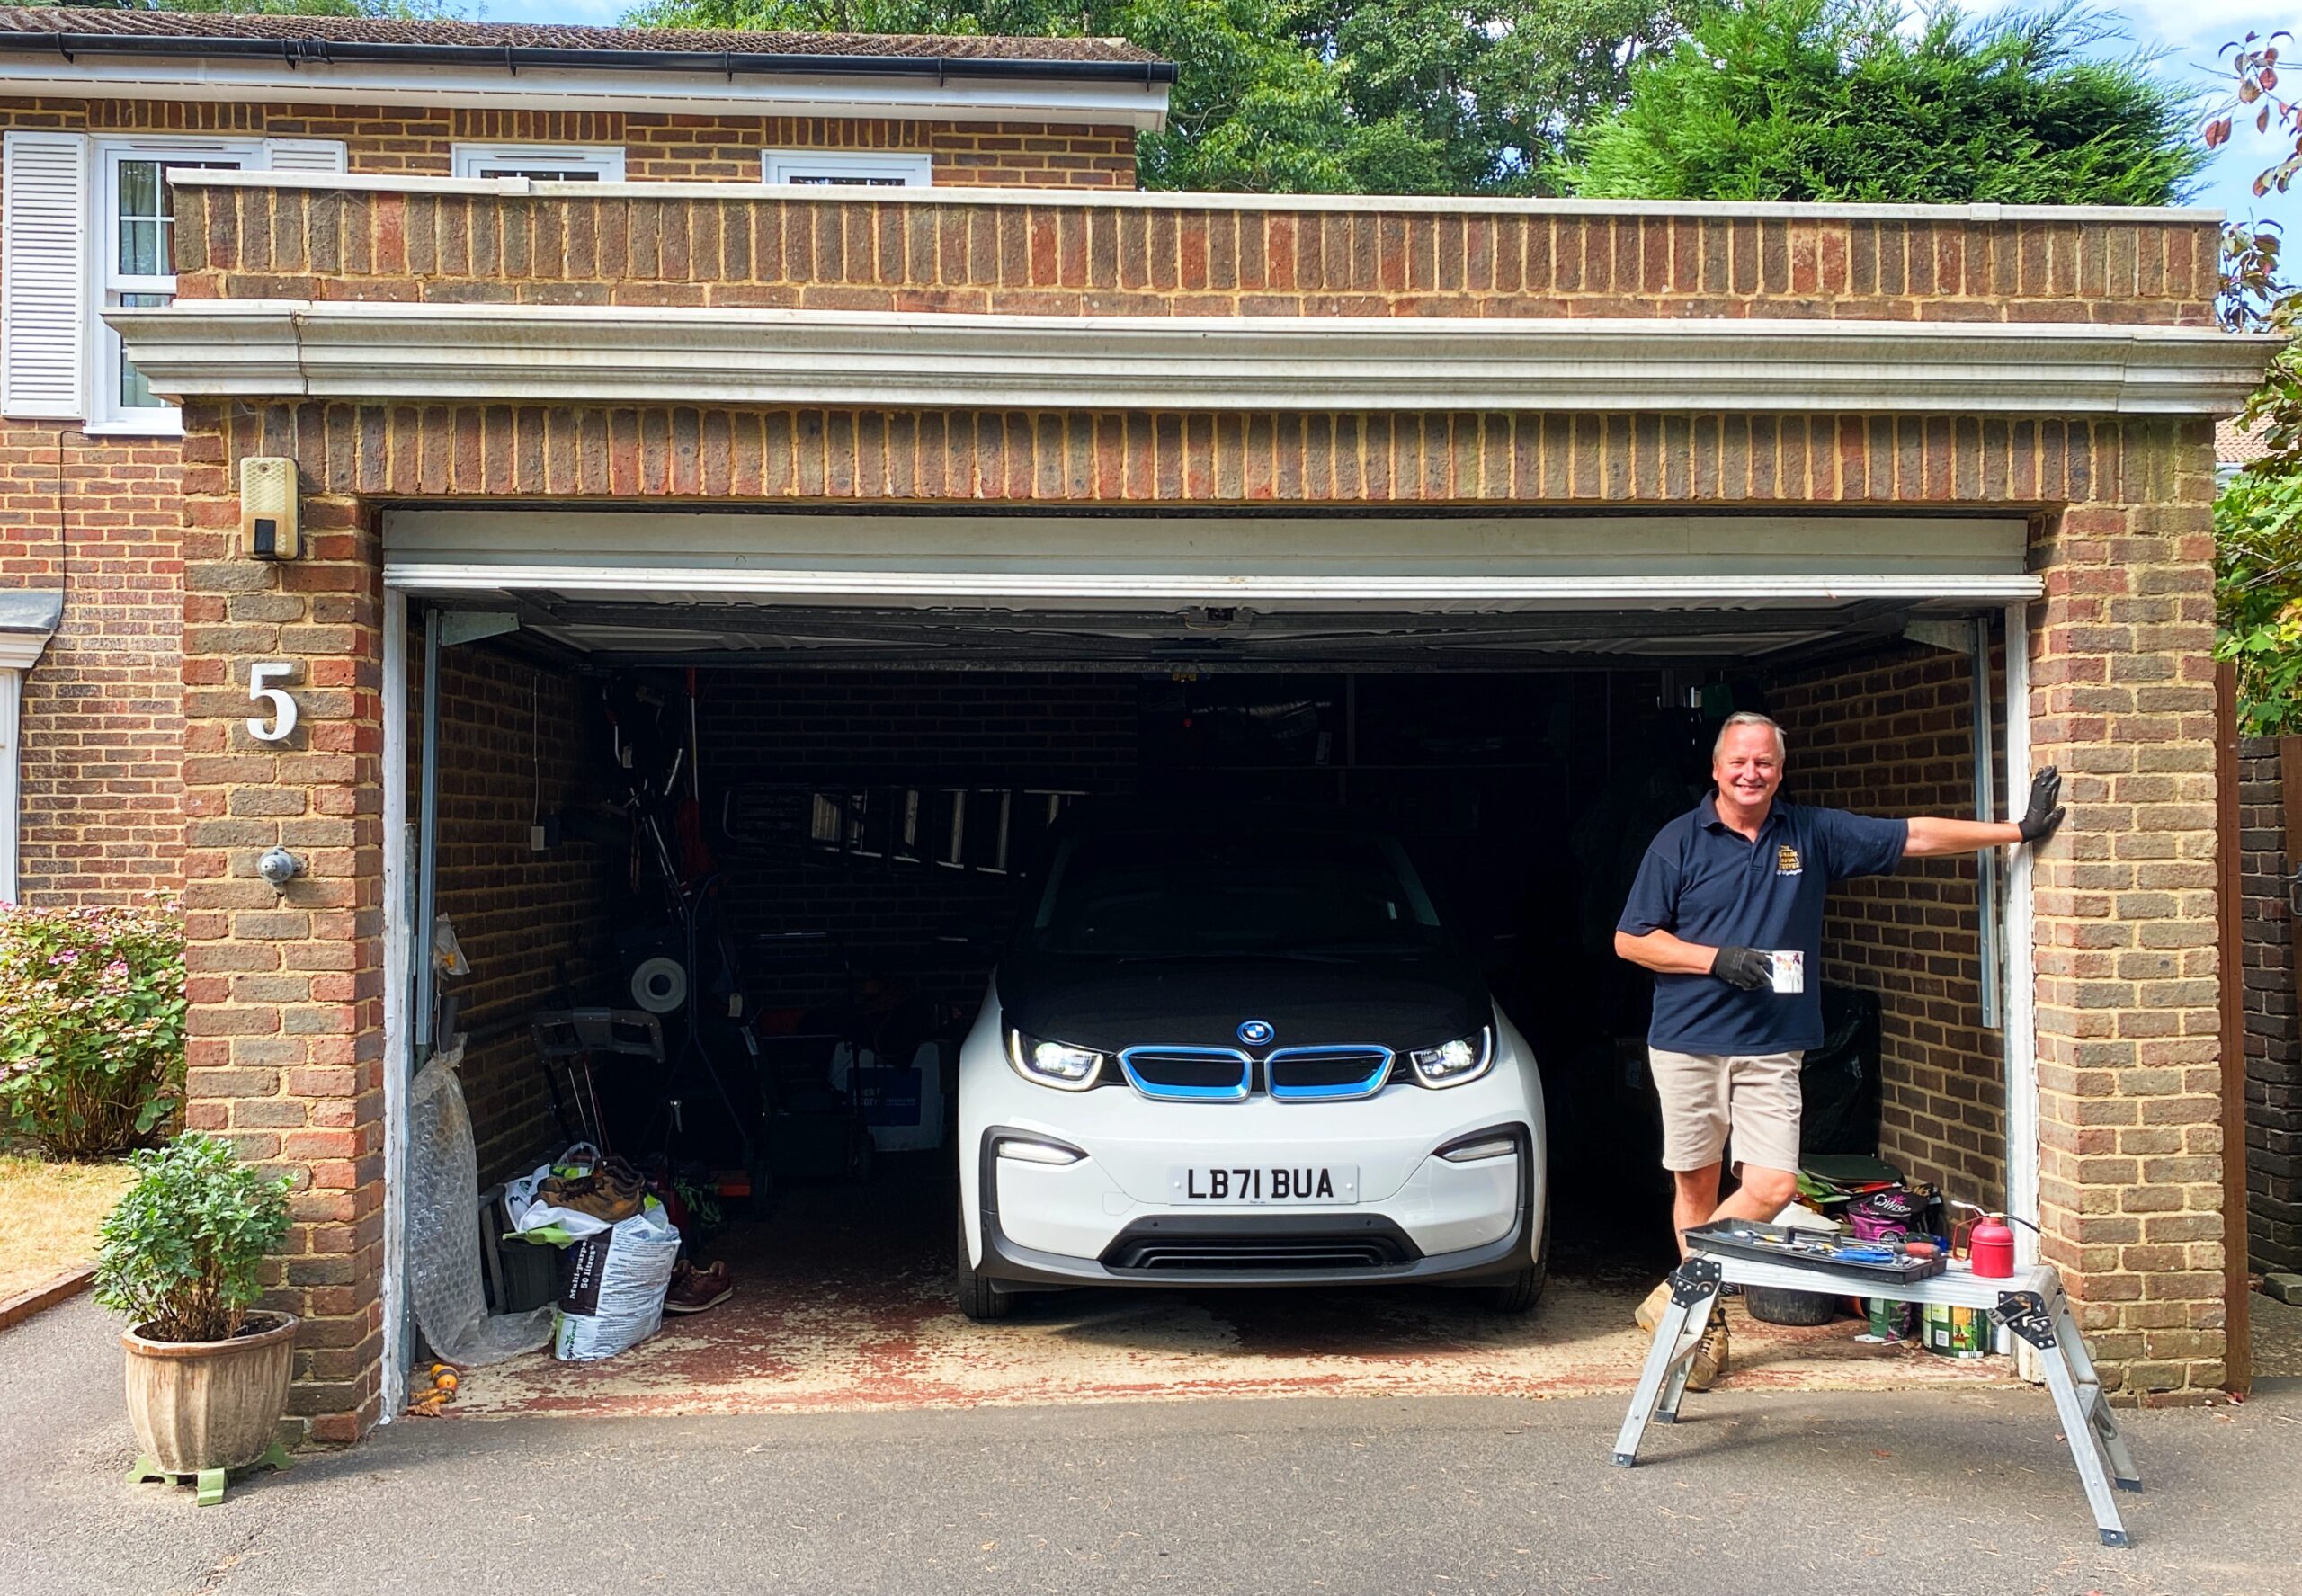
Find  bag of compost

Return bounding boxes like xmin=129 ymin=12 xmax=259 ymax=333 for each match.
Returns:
xmin=552 ymin=1200 xmax=682 ymax=1361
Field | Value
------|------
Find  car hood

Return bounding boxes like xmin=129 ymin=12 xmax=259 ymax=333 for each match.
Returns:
xmin=994 ymin=949 xmax=1491 ymax=1054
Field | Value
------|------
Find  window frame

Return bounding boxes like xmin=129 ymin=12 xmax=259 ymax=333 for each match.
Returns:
xmin=451 ymin=144 xmax=628 ymax=183
xmin=89 ymin=136 xmax=267 ymax=436
xmin=761 ymin=150 xmax=933 ymax=188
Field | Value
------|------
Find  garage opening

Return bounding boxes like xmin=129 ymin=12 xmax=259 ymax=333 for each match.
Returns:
xmin=378 ymin=509 xmax=2041 ymax=1417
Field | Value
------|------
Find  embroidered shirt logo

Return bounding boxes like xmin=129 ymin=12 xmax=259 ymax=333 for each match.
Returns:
xmin=1776 ymin=844 xmax=1803 ymax=876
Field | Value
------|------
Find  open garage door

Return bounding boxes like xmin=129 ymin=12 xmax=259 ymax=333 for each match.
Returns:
xmin=376 ymin=507 xmax=2041 ymax=1419
xmin=384 ymin=508 xmax=2039 ymax=670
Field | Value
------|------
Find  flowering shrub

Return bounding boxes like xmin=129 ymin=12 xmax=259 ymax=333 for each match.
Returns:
xmin=0 ymin=899 xmax=186 ymax=1158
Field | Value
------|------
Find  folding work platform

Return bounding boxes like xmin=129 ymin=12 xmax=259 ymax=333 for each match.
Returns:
xmin=1612 ymin=1252 xmax=2144 ymax=1547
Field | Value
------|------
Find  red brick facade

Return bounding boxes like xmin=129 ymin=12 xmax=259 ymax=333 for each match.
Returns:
xmin=0 ymin=97 xmax=1137 ymax=906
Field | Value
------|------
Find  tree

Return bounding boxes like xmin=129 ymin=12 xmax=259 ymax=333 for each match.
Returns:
xmin=1566 ymin=0 xmax=2207 ymax=204
xmin=2205 ymin=33 xmax=2302 ymax=736
xmin=623 ymin=0 xmax=1683 ymax=193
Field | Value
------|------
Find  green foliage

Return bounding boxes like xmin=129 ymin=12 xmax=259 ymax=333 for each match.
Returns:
xmin=94 ymin=1133 xmax=292 ymax=1343
xmin=1567 ymin=0 xmax=2206 ymax=204
xmin=0 ymin=899 xmax=185 ymax=1160
xmin=624 ymin=0 xmax=1682 ymax=193
xmin=2216 ymin=466 xmax=2302 ymax=736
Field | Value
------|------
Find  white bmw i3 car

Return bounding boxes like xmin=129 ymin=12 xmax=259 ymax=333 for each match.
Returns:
xmin=956 ymin=802 xmax=1548 ymax=1319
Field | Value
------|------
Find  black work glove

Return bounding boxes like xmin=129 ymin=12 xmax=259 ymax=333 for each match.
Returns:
xmin=1711 ymin=945 xmax=1772 ymax=991
xmin=2017 ymin=765 xmax=2066 ymax=844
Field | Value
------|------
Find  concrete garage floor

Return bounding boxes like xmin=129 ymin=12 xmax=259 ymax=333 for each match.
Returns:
xmin=457 ymin=1179 xmax=2016 ymax=1420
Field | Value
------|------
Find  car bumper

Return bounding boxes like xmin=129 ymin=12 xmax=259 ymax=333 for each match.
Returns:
xmin=972 ymin=1116 xmax=1539 ymax=1292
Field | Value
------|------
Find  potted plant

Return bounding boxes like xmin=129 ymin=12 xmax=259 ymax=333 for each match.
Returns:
xmin=94 ymin=1132 xmax=295 ymax=1503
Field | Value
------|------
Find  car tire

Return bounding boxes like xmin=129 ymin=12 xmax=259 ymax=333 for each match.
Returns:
xmin=1477 ymin=1200 xmax=1551 ymax=1315
xmin=955 ymin=1211 xmax=1014 ymax=1321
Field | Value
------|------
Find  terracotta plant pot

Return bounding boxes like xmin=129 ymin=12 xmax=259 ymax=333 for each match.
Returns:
xmin=120 ymin=1312 xmax=299 ymax=1475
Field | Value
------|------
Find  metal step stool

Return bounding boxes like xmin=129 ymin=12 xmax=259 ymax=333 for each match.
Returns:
xmin=1611 ymin=1251 xmax=2143 ymax=1547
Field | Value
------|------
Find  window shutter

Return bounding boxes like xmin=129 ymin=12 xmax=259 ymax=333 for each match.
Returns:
xmin=263 ymin=139 xmax=348 ymax=174
xmin=2 ymin=130 xmax=90 ymax=421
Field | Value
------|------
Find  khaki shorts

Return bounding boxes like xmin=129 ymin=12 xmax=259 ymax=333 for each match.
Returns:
xmin=1649 ymin=1048 xmax=1804 ymax=1175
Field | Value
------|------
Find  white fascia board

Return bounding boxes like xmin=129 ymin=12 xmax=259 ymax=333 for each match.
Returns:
xmin=0 ymin=58 xmax=1170 ymax=131
xmin=169 ymin=167 xmax=2216 ymax=224
xmin=110 ymin=300 xmax=2281 ymax=416
xmin=382 ymin=564 xmax=2047 ymax=606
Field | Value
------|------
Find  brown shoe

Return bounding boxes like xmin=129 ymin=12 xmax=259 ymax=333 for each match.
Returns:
xmin=1635 ymin=1278 xmax=1675 ymax=1333
xmin=1686 ymin=1307 xmax=1730 ymax=1392
xmin=665 ymin=1259 xmax=731 ymax=1315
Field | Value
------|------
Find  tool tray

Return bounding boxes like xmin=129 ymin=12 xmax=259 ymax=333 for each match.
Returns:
xmin=1683 ymin=1219 xmax=1947 ymax=1284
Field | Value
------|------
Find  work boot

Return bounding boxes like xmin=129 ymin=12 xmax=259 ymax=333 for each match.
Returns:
xmin=665 ymin=1259 xmax=732 ymax=1315
xmin=1686 ymin=1306 xmax=1730 ymax=1392
xmin=1635 ymin=1278 xmax=1675 ymax=1333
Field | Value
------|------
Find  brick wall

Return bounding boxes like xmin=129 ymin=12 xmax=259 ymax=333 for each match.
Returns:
xmin=0 ymin=425 xmax=184 ymax=904
xmin=174 ymin=183 xmax=2220 ymax=324
xmin=1773 ymin=641 xmax=2006 ymax=1200
xmin=700 ymin=670 xmax=1138 ymax=1016
xmin=2239 ymin=736 xmax=2299 ymax=1275
xmin=419 ymin=644 xmax=614 ymax=1186
xmin=0 ymin=98 xmax=1138 ymax=187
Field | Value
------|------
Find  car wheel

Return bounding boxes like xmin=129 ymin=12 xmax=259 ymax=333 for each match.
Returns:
xmin=955 ymin=1210 xmax=1014 ymax=1321
xmin=1477 ymin=1201 xmax=1551 ymax=1315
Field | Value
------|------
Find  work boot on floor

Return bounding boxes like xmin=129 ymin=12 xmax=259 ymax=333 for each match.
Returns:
xmin=1686 ymin=1306 xmax=1730 ymax=1392
xmin=1635 ymin=1277 xmax=1675 ymax=1333
xmin=665 ymin=1259 xmax=732 ymax=1315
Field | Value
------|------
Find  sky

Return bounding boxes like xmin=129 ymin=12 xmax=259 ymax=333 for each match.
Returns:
xmin=479 ymin=0 xmax=2296 ymax=226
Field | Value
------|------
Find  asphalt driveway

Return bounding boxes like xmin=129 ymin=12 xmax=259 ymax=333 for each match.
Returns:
xmin=6 ymin=1292 xmax=2300 ymax=1596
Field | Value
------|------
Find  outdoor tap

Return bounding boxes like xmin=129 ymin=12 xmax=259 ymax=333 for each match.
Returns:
xmin=256 ymin=846 xmax=303 ymax=893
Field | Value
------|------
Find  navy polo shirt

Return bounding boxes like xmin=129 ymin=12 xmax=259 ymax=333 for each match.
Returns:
xmin=1618 ymin=794 xmax=1907 ymax=1054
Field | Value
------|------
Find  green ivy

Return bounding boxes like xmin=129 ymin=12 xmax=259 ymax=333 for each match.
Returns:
xmin=94 ymin=1133 xmax=291 ymax=1343
xmin=0 ymin=898 xmax=186 ymax=1159
xmin=2216 ymin=465 xmax=2302 ymax=737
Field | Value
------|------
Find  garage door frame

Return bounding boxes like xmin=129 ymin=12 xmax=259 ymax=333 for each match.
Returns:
xmin=375 ymin=560 xmax=2043 ymax=1420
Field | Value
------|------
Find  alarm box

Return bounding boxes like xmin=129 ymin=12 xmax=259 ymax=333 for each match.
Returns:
xmin=240 ymin=456 xmax=300 ymax=561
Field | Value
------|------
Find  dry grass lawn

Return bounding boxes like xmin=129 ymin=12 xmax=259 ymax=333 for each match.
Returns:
xmin=0 ymin=1153 xmax=134 ymax=1302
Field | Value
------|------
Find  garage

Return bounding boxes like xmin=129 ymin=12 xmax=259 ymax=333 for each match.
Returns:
xmin=372 ymin=503 xmax=2040 ymax=1415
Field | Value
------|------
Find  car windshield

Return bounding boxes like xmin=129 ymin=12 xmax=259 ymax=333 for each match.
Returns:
xmin=1022 ymin=827 xmax=1445 ymax=958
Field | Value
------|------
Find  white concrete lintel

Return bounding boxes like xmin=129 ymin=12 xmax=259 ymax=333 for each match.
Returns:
xmin=110 ymin=300 xmax=2280 ymax=416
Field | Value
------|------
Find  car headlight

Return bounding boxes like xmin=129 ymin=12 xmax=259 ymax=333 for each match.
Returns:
xmin=1409 ymin=1027 xmax=1495 ymax=1088
xmin=1006 ymin=1030 xmax=1106 ymax=1092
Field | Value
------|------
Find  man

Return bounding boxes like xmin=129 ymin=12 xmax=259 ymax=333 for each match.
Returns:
xmin=1612 ymin=710 xmax=2065 ymax=1389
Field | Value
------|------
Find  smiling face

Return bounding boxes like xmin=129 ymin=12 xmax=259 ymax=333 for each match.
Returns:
xmin=1712 ymin=721 xmax=1784 ymax=828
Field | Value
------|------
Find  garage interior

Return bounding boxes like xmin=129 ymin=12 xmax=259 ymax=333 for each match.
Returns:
xmin=383 ymin=506 xmax=2040 ymax=1414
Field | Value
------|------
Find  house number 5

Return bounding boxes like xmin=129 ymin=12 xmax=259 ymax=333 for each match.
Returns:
xmin=246 ymin=662 xmax=299 ymax=743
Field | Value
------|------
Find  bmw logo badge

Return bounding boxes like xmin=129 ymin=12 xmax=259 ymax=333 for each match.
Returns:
xmin=1237 ymin=1019 xmax=1275 ymax=1047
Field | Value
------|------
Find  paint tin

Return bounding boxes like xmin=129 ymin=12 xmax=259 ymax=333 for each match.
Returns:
xmin=1923 ymin=1303 xmax=1993 ymax=1358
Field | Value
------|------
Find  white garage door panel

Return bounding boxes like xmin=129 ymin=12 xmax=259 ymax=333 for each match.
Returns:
xmin=384 ymin=510 xmax=2032 ymax=588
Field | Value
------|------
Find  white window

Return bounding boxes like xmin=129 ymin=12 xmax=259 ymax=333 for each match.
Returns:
xmin=762 ymin=150 xmax=932 ymax=187
xmin=0 ymin=132 xmax=345 ymax=435
xmin=452 ymin=144 xmax=627 ymax=183
xmin=98 ymin=139 xmax=262 ymax=431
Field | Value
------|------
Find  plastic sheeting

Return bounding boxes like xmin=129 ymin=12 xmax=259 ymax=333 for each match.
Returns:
xmin=407 ymin=1053 xmax=553 ymax=1366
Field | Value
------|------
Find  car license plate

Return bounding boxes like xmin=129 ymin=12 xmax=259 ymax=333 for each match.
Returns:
xmin=1169 ymin=1164 xmax=1358 ymax=1204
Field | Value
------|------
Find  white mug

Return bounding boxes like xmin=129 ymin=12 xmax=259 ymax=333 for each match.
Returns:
xmin=1768 ymin=950 xmax=1806 ymax=994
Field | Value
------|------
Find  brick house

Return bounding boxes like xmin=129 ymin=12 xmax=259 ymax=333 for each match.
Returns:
xmin=0 ymin=5 xmax=1166 ymax=906
xmin=0 ymin=8 xmax=2284 ymax=1441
